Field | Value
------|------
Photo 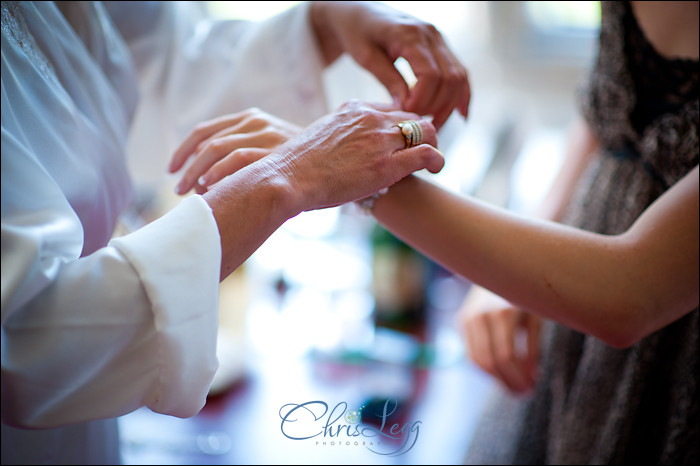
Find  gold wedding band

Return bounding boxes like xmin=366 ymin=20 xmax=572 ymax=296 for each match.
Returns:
xmin=397 ymin=120 xmax=423 ymax=148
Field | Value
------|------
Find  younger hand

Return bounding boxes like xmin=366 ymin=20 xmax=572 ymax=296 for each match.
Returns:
xmin=458 ymin=286 xmax=542 ymax=394
xmin=169 ymin=108 xmax=302 ymax=195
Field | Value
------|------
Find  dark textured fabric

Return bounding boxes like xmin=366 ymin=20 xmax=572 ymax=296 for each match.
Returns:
xmin=465 ymin=2 xmax=698 ymax=464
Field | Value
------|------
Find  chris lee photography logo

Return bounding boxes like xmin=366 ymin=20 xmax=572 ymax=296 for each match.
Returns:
xmin=279 ymin=398 xmax=421 ymax=456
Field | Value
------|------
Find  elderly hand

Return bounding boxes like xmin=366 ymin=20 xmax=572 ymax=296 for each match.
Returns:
xmin=202 ymin=100 xmax=442 ymax=211
xmin=169 ymin=108 xmax=303 ymax=195
xmin=458 ymin=285 xmax=542 ymax=394
xmin=311 ymin=1 xmax=470 ymax=130
xmin=193 ymin=100 xmax=442 ymax=279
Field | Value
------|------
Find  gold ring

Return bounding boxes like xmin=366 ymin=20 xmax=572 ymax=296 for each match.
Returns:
xmin=397 ymin=120 xmax=423 ymax=148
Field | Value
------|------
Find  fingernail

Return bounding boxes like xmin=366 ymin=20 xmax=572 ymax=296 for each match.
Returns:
xmin=198 ymin=175 xmax=208 ymax=187
xmin=174 ymin=181 xmax=185 ymax=195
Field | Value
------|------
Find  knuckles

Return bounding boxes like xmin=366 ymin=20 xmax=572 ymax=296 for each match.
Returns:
xmin=258 ymin=128 xmax=282 ymax=142
xmin=191 ymin=122 xmax=210 ymax=137
xmin=241 ymin=107 xmax=262 ymax=119
xmin=393 ymin=21 xmax=439 ymax=44
xmin=337 ymin=99 xmax=365 ymax=113
xmin=336 ymin=100 xmax=387 ymax=128
xmin=477 ymin=355 xmax=497 ymax=375
xmin=208 ymin=138 xmax=230 ymax=153
xmin=495 ymin=344 xmax=516 ymax=365
xmin=231 ymin=148 xmax=256 ymax=164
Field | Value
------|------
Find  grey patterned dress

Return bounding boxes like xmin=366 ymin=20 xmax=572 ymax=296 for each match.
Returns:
xmin=465 ymin=2 xmax=698 ymax=464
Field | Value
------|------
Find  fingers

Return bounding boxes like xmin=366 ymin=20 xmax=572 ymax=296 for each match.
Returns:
xmin=523 ymin=312 xmax=542 ymax=384
xmin=425 ymin=42 xmax=470 ymax=128
xmin=460 ymin=297 xmax=541 ymax=394
xmin=397 ymin=40 xmax=441 ymax=116
xmin=175 ymin=132 xmax=276 ymax=194
xmin=392 ymin=144 xmax=445 ymax=175
xmin=169 ymin=111 xmax=255 ymax=173
xmin=171 ymin=108 xmax=303 ymax=194
xmin=489 ymin=310 xmax=533 ymax=393
xmin=353 ymin=45 xmax=411 ymax=106
xmin=395 ymin=26 xmax=471 ymax=129
xmin=318 ymin=0 xmax=470 ymax=131
xmin=337 ymin=100 xmax=438 ymax=149
xmin=202 ymin=148 xmax=270 ymax=188
xmin=392 ymin=116 xmax=439 ymax=151
xmin=463 ymin=311 xmax=494 ymax=374
xmin=195 ymin=116 xmax=270 ymax=154
xmin=173 ymin=101 xmax=442 ymax=201
xmin=169 ymin=107 xmax=288 ymax=175
xmin=388 ymin=116 xmax=442 ymax=174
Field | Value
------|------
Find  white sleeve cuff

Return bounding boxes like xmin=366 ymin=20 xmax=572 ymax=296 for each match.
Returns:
xmin=109 ymin=195 xmax=221 ymax=418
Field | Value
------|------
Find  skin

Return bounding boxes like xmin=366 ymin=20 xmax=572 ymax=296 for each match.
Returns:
xmin=170 ymin=1 xmax=470 ymax=195
xmin=458 ymin=117 xmax=601 ymax=393
xmin=179 ymin=102 xmax=697 ymax=358
xmin=170 ymin=1 xmax=698 ymax=389
xmin=372 ymin=164 xmax=698 ymax=350
xmin=310 ymin=1 xmax=470 ymax=129
xmin=630 ymin=1 xmax=699 ymax=60
xmin=456 ymin=0 xmax=700 ymax=393
xmin=170 ymin=108 xmax=303 ymax=195
xmin=192 ymin=101 xmax=442 ymax=280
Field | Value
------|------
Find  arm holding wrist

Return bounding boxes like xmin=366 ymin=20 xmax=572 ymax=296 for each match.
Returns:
xmin=200 ymin=100 xmax=443 ymax=281
xmin=374 ymin=165 xmax=699 ymax=348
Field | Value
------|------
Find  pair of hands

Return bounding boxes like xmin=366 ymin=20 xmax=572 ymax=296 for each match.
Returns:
xmin=169 ymin=100 xmax=543 ymax=395
xmin=171 ymin=0 xmax=468 ymax=200
xmin=170 ymin=1 xmax=536 ymax=391
xmin=171 ymin=101 xmax=441 ymax=210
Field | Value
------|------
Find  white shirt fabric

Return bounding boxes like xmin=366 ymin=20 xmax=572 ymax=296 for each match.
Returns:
xmin=1 ymin=1 xmax=326 ymax=464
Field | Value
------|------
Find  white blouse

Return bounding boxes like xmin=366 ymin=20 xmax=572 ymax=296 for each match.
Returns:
xmin=1 ymin=1 xmax=326 ymax=463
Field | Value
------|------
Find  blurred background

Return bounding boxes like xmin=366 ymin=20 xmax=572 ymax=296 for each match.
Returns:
xmin=118 ymin=1 xmax=600 ymax=464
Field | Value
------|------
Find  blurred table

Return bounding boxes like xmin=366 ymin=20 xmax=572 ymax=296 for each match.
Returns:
xmin=119 ymin=350 xmax=493 ymax=465
xmin=118 ymin=208 xmax=496 ymax=465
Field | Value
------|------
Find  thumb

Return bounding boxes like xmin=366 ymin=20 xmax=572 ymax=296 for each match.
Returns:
xmin=390 ymin=145 xmax=445 ymax=176
xmin=355 ymin=45 xmax=410 ymax=105
xmin=524 ymin=313 xmax=542 ymax=382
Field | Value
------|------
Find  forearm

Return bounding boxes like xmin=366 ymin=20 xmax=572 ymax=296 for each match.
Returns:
xmin=374 ymin=176 xmax=626 ymax=337
xmin=204 ymin=161 xmax=298 ymax=281
xmin=373 ymin=169 xmax=699 ymax=347
xmin=310 ymin=1 xmax=344 ymax=66
xmin=463 ymin=117 xmax=601 ymax=309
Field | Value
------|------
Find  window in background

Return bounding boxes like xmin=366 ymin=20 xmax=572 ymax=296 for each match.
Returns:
xmin=484 ymin=1 xmax=599 ymax=213
xmin=206 ymin=1 xmax=301 ymax=21
xmin=525 ymin=1 xmax=601 ymax=33
xmin=515 ymin=1 xmax=601 ymax=61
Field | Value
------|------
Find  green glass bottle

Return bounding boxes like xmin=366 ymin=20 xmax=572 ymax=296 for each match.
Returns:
xmin=370 ymin=223 xmax=427 ymax=335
